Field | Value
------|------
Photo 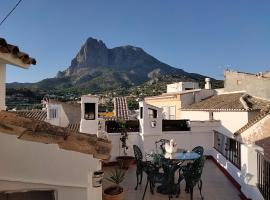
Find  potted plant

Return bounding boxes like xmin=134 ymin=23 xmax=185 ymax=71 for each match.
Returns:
xmin=103 ymin=167 xmax=126 ymax=200
xmin=116 ymin=119 xmax=134 ymax=169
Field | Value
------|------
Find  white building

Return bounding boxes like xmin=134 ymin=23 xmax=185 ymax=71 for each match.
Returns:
xmin=166 ymin=81 xmax=200 ymax=93
xmin=0 ymin=38 xmax=111 ymax=200
xmin=180 ymin=92 xmax=270 ymax=137
xmin=145 ymin=79 xmax=215 ymax=119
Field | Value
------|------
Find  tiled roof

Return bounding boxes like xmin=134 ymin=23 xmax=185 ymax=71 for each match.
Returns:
xmin=0 ymin=38 xmax=36 ymax=65
xmin=234 ymin=106 xmax=270 ymax=135
xmin=67 ymin=123 xmax=80 ymax=132
xmin=14 ymin=110 xmax=47 ymax=121
xmin=114 ymin=97 xmax=129 ymax=120
xmin=182 ymin=93 xmax=270 ymax=111
xmin=0 ymin=111 xmax=111 ymax=160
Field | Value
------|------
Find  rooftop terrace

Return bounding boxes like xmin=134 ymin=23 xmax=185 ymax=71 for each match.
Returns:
xmin=103 ymin=159 xmax=241 ymax=200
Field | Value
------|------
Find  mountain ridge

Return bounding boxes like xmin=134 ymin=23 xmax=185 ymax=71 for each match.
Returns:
xmin=7 ymin=37 xmax=215 ymax=92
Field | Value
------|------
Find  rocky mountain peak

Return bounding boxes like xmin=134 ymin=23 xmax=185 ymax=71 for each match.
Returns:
xmin=85 ymin=37 xmax=107 ymax=49
xmin=69 ymin=37 xmax=109 ymax=71
xmin=54 ymin=37 xmax=208 ymax=89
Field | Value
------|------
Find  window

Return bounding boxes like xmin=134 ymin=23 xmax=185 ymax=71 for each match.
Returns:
xmin=169 ymin=106 xmax=176 ymax=119
xmin=84 ymin=103 xmax=95 ymax=120
xmin=148 ymin=108 xmax=157 ymax=118
xmin=161 ymin=106 xmax=175 ymax=119
xmin=49 ymin=108 xmax=58 ymax=119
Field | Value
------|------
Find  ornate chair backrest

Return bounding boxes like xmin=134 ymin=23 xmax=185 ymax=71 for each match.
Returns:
xmin=192 ymin=146 xmax=204 ymax=156
xmin=186 ymin=156 xmax=205 ymax=185
xmin=133 ymin=145 xmax=143 ymax=162
xmin=155 ymin=139 xmax=170 ymax=154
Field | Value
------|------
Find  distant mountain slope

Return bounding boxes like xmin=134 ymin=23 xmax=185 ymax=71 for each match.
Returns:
xmin=7 ymin=37 xmax=213 ymax=92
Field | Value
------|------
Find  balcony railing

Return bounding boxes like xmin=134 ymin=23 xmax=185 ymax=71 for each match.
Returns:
xmin=214 ymin=131 xmax=241 ymax=169
xmin=162 ymin=120 xmax=190 ymax=132
xmin=105 ymin=120 xmax=139 ymax=133
xmin=257 ymin=152 xmax=270 ymax=200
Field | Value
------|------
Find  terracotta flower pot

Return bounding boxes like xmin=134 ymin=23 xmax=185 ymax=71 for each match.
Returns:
xmin=103 ymin=185 xmax=124 ymax=200
xmin=116 ymin=156 xmax=135 ymax=169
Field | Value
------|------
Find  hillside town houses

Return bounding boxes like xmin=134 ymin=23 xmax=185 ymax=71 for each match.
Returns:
xmin=1 ymin=37 xmax=270 ymax=200
xmin=0 ymin=38 xmax=111 ymax=200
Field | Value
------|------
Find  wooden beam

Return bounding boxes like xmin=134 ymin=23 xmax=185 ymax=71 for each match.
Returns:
xmin=0 ymin=52 xmax=30 ymax=68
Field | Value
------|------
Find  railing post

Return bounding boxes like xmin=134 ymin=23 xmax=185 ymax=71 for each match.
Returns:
xmin=240 ymin=144 xmax=264 ymax=199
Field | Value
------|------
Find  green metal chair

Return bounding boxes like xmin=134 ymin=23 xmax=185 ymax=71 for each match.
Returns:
xmin=133 ymin=145 xmax=149 ymax=190
xmin=192 ymin=146 xmax=204 ymax=156
xmin=142 ymin=155 xmax=182 ymax=200
xmin=142 ymin=162 xmax=165 ymax=198
xmin=182 ymin=156 xmax=205 ymax=200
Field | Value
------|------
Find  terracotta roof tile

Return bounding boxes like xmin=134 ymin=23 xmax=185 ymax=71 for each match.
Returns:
xmin=0 ymin=111 xmax=111 ymax=160
xmin=0 ymin=38 xmax=36 ymax=65
xmin=234 ymin=106 xmax=270 ymax=135
xmin=114 ymin=97 xmax=129 ymax=120
xmin=182 ymin=93 xmax=270 ymax=111
xmin=14 ymin=110 xmax=47 ymax=121
xmin=67 ymin=123 xmax=80 ymax=132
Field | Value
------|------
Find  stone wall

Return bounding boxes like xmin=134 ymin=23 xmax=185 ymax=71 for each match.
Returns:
xmin=224 ymin=70 xmax=270 ymax=100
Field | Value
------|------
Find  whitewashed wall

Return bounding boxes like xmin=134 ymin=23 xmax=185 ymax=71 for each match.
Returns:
xmin=211 ymin=144 xmax=265 ymax=200
xmin=181 ymin=111 xmax=210 ymax=121
xmin=139 ymin=102 xmax=162 ymax=136
xmin=80 ymin=96 xmax=99 ymax=135
xmin=181 ymin=111 xmax=249 ymax=137
xmin=213 ymin=112 xmax=249 ymax=137
xmin=0 ymin=63 xmax=6 ymax=110
xmin=0 ymin=132 xmax=102 ymax=200
xmin=107 ymin=132 xmax=140 ymax=161
xmin=108 ymin=121 xmax=221 ymax=161
xmin=46 ymin=104 xmax=69 ymax=127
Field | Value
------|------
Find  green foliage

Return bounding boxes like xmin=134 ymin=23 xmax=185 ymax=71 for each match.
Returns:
xmin=105 ymin=167 xmax=126 ymax=185
xmin=127 ymin=97 xmax=139 ymax=110
xmin=118 ymin=119 xmax=128 ymax=156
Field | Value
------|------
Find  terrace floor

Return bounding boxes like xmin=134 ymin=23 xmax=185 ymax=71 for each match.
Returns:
xmin=103 ymin=159 xmax=241 ymax=200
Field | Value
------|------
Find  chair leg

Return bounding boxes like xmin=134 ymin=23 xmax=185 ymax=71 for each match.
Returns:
xmin=142 ymin=179 xmax=149 ymax=200
xmin=135 ymin=171 xmax=139 ymax=190
xmin=190 ymin=187 xmax=193 ymax=200
xmin=140 ymin=170 xmax=143 ymax=184
xmin=176 ymin=183 xmax=181 ymax=198
xmin=150 ymin=181 xmax=154 ymax=194
xmin=185 ymin=183 xmax=189 ymax=193
xmin=198 ymin=179 xmax=203 ymax=199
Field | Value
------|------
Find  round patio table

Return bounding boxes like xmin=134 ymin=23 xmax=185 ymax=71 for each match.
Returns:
xmin=157 ymin=151 xmax=201 ymax=197
xmin=165 ymin=151 xmax=201 ymax=160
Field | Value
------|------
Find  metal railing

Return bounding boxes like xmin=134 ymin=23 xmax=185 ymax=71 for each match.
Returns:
xmin=162 ymin=119 xmax=190 ymax=132
xmin=257 ymin=152 xmax=270 ymax=200
xmin=214 ymin=131 xmax=241 ymax=169
xmin=105 ymin=120 xmax=139 ymax=133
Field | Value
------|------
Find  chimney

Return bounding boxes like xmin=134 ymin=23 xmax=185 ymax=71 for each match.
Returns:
xmin=205 ymin=78 xmax=211 ymax=89
xmin=0 ymin=63 xmax=6 ymax=111
xmin=80 ymin=95 xmax=99 ymax=134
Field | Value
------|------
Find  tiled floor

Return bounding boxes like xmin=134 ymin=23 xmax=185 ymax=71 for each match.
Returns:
xmin=103 ymin=159 xmax=241 ymax=200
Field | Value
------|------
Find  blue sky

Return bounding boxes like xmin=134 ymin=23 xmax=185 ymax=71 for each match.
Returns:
xmin=1 ymin=0 xmax=270 ymax=83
